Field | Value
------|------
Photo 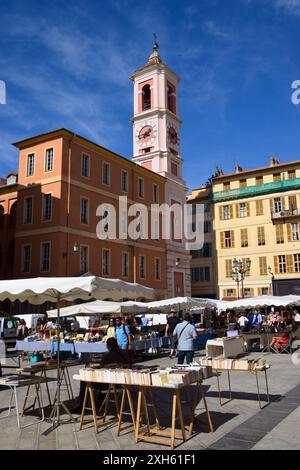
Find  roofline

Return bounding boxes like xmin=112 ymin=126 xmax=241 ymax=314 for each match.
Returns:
xmin=212 ymin=159 xmax=300 ymax=182
xmin=12 ymin=128 xmax=166 ymax=183
xmin=130 ymin=62 xmax=180 ymax=82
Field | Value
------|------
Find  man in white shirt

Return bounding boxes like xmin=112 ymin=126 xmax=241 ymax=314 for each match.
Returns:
xmin=237 ymin=314 xmax=248 ymax=332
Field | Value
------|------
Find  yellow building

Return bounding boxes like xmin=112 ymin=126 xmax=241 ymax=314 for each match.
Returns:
xmin=187 ymin=185 xmax=217 ymax=298
xmin=212 ymin=157 xmax=300 ymax=299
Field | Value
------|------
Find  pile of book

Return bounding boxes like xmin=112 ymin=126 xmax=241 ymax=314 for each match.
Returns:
xmin=194 ymin=357 xmax=256 ymax=371
xmin=79 ymin=367 xmax=202 ymax=387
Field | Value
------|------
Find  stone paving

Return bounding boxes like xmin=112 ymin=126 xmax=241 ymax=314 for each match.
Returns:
xmin=0 ymin=351 xmax=299 ymax=450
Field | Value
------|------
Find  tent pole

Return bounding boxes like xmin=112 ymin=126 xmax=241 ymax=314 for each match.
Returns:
xmin=43 ymin=295 xmax=76 ymax=435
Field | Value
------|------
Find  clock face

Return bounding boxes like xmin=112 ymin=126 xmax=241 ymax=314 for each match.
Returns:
xmin=168 ymin=127 xmax=178 ymax=145
xmin=167 ymin=121 xmax=180 ymax=147
xmin=139 ymin=125 xmax=154 ymax=142
xmin=136 ymin=121 xmax=157 ymax=147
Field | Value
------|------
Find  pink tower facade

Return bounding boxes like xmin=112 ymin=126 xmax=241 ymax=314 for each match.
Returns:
xmin=131 ymin=42 xmax=191 ymax=297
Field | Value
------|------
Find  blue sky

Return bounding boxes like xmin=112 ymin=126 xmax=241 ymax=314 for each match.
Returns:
xmin=1 ymin=0 xmax=300 ymax=190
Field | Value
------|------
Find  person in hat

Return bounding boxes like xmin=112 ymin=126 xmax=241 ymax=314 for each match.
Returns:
xmin=165 ymin=309 xmax=179 ymax=358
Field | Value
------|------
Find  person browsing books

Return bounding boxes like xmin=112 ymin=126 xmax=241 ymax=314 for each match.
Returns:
xmin=173 ymin=313 xmax=197 ymax=365
xmin=115 ymin=317 xmax=132 ymax=350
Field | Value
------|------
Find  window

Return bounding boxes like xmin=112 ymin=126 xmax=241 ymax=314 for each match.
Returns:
xmin=167 ymin=83 xmax=176 ymax=114
xmin=242 ymin=258 xmax=251 ymax=276
xmin=139 ymin=255 xmax=146 ymax=279
xmin=239 ymin=203 xmax=247 ymax=218
xmin=102 ymin=162 xmax=110 ymax=185
xmin=153 ymin=184 xmax=159 ymax=203
xmin=155 ymin=258 xmax=161 ymax=280
xmin=204 ymin=204 xmax=210 ymax=213
xmin=221 ymin=231 xmax=234 ymax=249
xmin=26 ymin=154 xmax=35 ymax=177
xmin=256 ymin=200 xmax=264 ymax=216
xmin=80 ymin=198 xmax=89 ymax=224
xmin=202 ymin=243 xmax=212 ymax=257
xmin=273 ymin=173 xmax=281 ymax=182
xmin=223 ymin=182 xmax=230 ymax=191
xmin=81 ymin=154 xmax=90 ymax=177
xmin=23 ymin=197 xmax=33 ymax=224
xmin=259 ymin=287 xmax=270 ymax=296
xmin=257 ymin=227 xmax=266 ymax=246
xmin=289 ymin=195 xmax=297 ymax=211
xmin=42 ymin=194 xmax=52 ymax=221
xmin=256 ymin=176 xmax=263 ymax=185
xmin=259 ymin=256 xmax=267 ymax=275
xmin=292 ymin=223 xmax=300 ymax=241
xmin=138 ymin=178 xmax=144 ymax=198
xmin=122 ymin=252 xmax=129 ymax=277
xmin=224 ymin=288 xmax=236 ymax=298
xmin=239 ymin=179 xmax=247 ymax=188
xmin=243 ymin=288 xmax=252 ymax=298
xmin=204 ymin=221 xmax=212 ymax=233
xmin=142 ymin=84 xmax=151 ymax=110
xmin=22 ymin=246 xmax=31 ymax=273
xmin=278 ymin=255 xmax=287 ymax=273
xmin=80 ymin=246 xmax=89 ymax=274
xmin=241 ymin=228 xmax=248 ymax=248
xmin=102 ymin=249 xmax=110 ymax=276
xmin=223 ymin=205 xmax=232 ymax=220
xmin=171 ymin=162 xmax=178 ymax=176
xmin=40 ymin=242 xmax=50 ymax=272
xmin=274 ymin=197 xmax=282 ymax=213
xmin=276 ymin=224 xmax=284 ymax=244
xmin=121 ymin=171 xmax=128 ymax=192
xmin=225 ymin=259 xmax=232 ymax=278
xmin=191 ymin=267 xmax=210 ymax=282
xmin=288 ymin=170 xmax=296 ymax=180
xmin=294 ymin=254 xmax=300 ymax=272
xmin=45 ymin=148 xmax=53 ymax=172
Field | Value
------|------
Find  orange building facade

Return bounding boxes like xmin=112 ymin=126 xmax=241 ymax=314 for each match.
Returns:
xmin=0 ymin=129 xmax=168 ymax=300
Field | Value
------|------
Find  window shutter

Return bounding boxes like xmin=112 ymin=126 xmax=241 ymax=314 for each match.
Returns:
xmin=235 ymin=204 xmax=239 ymax=218
xmin=229 ymin=205 xmax=234 ymax=219
xmin=287 ymin=224 xmax=292 ymax=242
xmin=274 ymin=256 xmax=279 ymax=274
xmin=231 ymin=230 xmax=235 ymax=248
xmin=269 ymin=199 xmax=274 ymax=213
xmin=246 ymin=202 xmax=250 ymax=217
xmin=281 ymin=197 xmax=286 ymax=211
xmin=287 ymin=254 xmax=293 ymax=273
xmin=258 ymin=287 xmax=262 ymax=296
xmin=220 ymin=232 xmax=225 ymax=249
xmin=223 ymin=289 xmax=227 ymax=299
xmin=250 ymin=288 xmax=254 ymax=297
xmin=219 ymin=206 xmax=223 ymax=221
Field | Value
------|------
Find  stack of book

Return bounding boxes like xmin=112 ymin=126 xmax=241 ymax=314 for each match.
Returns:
xmin=194 ymin=357 xmax=257 ymax=371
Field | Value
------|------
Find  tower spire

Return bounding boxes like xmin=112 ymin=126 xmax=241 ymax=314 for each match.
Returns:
xmin=147 ymin=33 xmax=162 ymax=66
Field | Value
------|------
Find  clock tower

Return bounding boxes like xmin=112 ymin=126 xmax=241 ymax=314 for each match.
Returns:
xmin=131 ymin=41 xmax=191 ymax=298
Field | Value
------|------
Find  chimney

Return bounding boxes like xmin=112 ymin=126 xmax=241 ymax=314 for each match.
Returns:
xmin=270 ymin=155 xmax=280 ymax=166
xmin=0 ymin=178 xmax=7 ymax=187
xmin=235 ymin=165 xmax=243 ymax=173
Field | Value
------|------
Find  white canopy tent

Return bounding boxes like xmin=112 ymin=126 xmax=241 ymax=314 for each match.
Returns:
xmin=47 ymin=300 xmax=148 ymax=318
xmin=0 ymin=276 xmax=154 ymax=432
xmin=217 ymin=295 xmax=300 ymax=312
xmin=145 ymin=296 xmax=222 ymax=312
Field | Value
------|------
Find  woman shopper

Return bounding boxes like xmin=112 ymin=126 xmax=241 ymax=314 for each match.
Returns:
xmin=165 ymin=309 xmax=179 ymax=358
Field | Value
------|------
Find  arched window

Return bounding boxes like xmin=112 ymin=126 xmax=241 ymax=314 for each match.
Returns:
xmin=142 ymin=84 xmax=151 ymax=110
xmin=0 ymin=205 xmax=4 ymax=228
xmin=167 ymin=85 xmax=176 ymax=114
xmin=10 ymin=201 xmax=17 ymax=227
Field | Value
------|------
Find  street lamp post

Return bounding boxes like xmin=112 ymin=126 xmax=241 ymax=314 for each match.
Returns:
xmin=231 ymin=257 xmax=251 ymax=299
xmin=268 ymin=266 xmax=275 ymax=295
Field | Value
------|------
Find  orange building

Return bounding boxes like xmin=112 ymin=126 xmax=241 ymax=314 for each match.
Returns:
xmin=0 ymin=129 xmax=167 ymax=300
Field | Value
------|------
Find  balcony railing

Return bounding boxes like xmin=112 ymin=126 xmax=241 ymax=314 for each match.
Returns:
xmin=271 ymin=208 xmax=300 ymax=220
xmin=212 ymin=177 xmax=300 ymax=203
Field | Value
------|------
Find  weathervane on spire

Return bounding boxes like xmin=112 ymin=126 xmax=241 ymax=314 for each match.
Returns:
xmin=153 ymin=32 xmax=159 ymax=51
